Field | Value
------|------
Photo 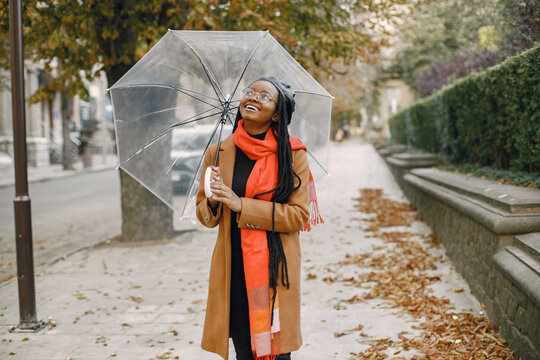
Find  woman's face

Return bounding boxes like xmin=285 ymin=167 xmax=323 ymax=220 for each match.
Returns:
xmin=239 ymin=80 xmax=279 ymax=135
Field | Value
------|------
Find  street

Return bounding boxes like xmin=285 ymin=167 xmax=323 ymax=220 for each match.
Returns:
xmin=0 ymin=169 xmax=121 ymax=283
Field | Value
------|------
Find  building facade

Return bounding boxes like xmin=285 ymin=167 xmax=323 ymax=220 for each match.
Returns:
xmin=0 ymin=65 xmax=114 ymax=168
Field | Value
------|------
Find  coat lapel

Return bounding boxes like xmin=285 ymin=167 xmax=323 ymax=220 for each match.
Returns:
xmin=218 ymin=134 xmax=236 ymax=188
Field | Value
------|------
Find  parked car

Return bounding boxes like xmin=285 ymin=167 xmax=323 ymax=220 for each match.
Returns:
xmin=170 ymin=125 xmax=217 ymax=195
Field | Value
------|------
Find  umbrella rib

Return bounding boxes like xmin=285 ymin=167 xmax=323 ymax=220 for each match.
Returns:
xmin=173 ymin=107 xmax=236 ymax=127
xmin=111 ymin=83 xmax=222 ymax=108
xmin=229 ymin=31 xmax=269 ymax=102
xmin=117 ymin=109 xmax=226 ymax=168
xmin=171 ymin=32 xmax=226 ymax=105
xmin=306 ymin=149 xmax=329 ymax=175
xmin=293 ymin=90 xmax=334 ymax=98
xmin=117 ymin=106 xmax=238 ymax=169
xmin=115 ymin=104 xmax=220 ymax=130
xmin=164 ymin=116 xmax=216 ymax=174
xmin=181 ymin=119 xmax=224 ymax=215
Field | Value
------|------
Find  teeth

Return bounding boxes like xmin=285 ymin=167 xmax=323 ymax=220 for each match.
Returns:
xmin=246 ymin=105 xmax=258 ymax=111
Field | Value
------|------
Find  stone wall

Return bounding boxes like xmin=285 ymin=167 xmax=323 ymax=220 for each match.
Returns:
xmin=381 ymin=149 xmax=540 ymax=360
xmin=492 ymin=234 xmax=540 ymax=357
xmin=0 ymin=136 xmax=50 ymax=167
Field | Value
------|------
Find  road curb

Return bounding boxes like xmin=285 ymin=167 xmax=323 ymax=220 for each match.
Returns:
xmin=0 ymin=165 xmax=117 ymax=189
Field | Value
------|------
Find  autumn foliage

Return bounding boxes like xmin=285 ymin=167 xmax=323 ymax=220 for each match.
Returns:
xmin=331 ymin=189 xmax=518 ymax=359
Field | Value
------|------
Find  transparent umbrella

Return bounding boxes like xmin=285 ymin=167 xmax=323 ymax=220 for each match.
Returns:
xmin=109 ymin=30 xmax=332 ymax=220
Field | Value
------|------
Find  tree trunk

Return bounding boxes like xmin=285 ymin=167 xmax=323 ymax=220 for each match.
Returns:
xmin=108 ymin=67 xmax=175 ymax=242
xmin=60 ymin=90 xmax=74 ymax=170
xmin=94 ymin=0 xmax=182 ymax=242
xmin=119 ymin=169 xmax=174 ymax=241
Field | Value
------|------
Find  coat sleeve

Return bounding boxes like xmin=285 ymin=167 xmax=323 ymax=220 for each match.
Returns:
xmin=196 ymin=145 xmax=223 ymax=228
xmin=236 ymin=149 xmax=310 ymax=233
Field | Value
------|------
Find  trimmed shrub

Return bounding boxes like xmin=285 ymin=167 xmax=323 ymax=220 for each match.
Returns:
xmin=389 ymin=44 xmax=540 ymax=173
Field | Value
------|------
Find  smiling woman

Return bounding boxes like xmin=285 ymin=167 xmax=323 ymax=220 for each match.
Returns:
xmin=196 ymin=77 xmax=321 ymax=360
xmin=239 ymin=82 xmax=279 ymax=136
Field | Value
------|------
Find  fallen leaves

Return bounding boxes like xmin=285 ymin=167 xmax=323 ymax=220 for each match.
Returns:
xmin=306 ymin=273 xmax=317 ymax=280
xmin=344 ymin=189 xmax=517 ymax=360
xmin=335 ymin=324 xmax=365 ymax=337
xmin=128 ymin=295 xmax=143 ymax=303
xmin=95 ymin=335 xmax=107 ymax=345
xmin=73 ymin=291 xmax=88 ymax=301
xmin=353 ymin=189 xmax=419 ymax=232
xmin=343 ymin=295 xmax=364 ymax=304
xmin=47 ymin=317 xmax=56 ymax=330
xmin=0 ymin=262 xmax=17 ymax=267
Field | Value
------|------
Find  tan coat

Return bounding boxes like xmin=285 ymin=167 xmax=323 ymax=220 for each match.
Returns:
xmin=196 ymin=134 xmax=310 ymax=360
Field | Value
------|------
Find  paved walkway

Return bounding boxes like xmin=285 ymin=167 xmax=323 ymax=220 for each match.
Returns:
xmin=0 ymin=139 xmax=482 ymax=359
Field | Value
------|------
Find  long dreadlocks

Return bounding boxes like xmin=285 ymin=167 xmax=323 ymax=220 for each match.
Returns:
xmin=232 ymin=77 xmax=302 ymax=323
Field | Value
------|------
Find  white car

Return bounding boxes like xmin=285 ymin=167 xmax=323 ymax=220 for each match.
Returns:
xmin=170 ymin=125 xmax=221 ymax=195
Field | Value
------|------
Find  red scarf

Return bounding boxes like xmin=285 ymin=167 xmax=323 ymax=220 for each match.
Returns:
xmin=233 ymin=119 xmax=322 ymax=359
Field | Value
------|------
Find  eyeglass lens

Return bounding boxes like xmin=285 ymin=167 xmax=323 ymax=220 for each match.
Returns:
xmin=242 ymin=88 xmax=272 ymax=103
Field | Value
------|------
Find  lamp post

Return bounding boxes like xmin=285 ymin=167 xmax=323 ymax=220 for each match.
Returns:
xmin=9 ymin=0 xmax=45 ymax=332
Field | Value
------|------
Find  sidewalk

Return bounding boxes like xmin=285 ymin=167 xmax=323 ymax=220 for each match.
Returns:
xmin=0 ymin=139 xmax=509 ymax=359
xmin=0 ymin=154 xmax=118 ymax=188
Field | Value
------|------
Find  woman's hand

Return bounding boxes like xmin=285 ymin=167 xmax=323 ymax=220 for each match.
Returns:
xmin=208 ymin=166 xmax=242 ymax=212
xmin=207 ymin=166 xmax=220 ymax=209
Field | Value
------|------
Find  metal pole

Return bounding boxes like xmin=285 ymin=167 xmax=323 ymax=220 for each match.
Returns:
xmin=101 ymin=72 xmax=108 ymax=165
xmin=9 ymin=0 xmax=45 ymax=332
xmin=213 ymin=97 xmax=231 ymax=167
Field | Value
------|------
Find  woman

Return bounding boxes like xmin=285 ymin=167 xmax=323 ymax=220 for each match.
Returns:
xmin=196 ymin=77 xmax=319 ymax=360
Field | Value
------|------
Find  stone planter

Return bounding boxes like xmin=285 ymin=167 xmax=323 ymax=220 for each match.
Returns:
xmin=386 ymin=153 xmax=440 ymax=189
xmin=375 ymin=144 xmax=407 ymax=158
xmin=397 ymin=168 xmax=540 ymax=360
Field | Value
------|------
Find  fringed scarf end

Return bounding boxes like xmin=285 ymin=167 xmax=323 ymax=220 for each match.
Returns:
xmin=254 ymin=355 xmax=277 ymax=360
xmin=302 ymin=172 xmax=323 ymax=232
xmin=302 ymin=199 xmax=324 ymax=232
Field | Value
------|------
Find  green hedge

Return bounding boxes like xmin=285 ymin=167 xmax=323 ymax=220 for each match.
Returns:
xmin=389 ymin=44 xmax=540 ymax=173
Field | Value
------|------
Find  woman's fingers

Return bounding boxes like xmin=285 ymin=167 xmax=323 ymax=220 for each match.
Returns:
xmin=211 ymin=171 xmax=221 ymax=182
xmin=208 ymin=181 xmax=241 ymax=212
xmin=209 ymin=183 xmax=228 ymax=197
xmin=210 ymin=183 xmax=232 ymax=198
xmin=210 ymin=181 xmax=225 ymax=190
xmin=210 ymin=166 xmax=221 ymax=181
xmin=206 ymin=168 xmax=241 ymax=211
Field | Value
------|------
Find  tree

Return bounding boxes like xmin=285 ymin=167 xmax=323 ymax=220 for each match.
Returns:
xmin=1 ymin=0 xmax=411 ymax=241
xmin=383 ymin=0 xmax=504 ymax=84
xmin=384 ymin=0 xmax=539 ymax=98
xmin=501 ymin=0 xmax=540 ymax=49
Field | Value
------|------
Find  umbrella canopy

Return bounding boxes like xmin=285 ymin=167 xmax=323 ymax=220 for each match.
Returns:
xmin=109 ymin=30 xmax=332 ymax=219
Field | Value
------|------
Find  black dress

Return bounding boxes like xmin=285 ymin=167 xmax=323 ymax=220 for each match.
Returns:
xmin=228 ymin=132 xmax=291 ymax=360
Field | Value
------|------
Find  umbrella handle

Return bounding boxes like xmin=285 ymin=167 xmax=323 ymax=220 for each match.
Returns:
xmin=204 ymin=166 xmax=213 ymax=198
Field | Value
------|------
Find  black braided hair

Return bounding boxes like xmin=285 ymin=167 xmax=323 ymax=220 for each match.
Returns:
xmin=232 ymin=78 xmax=302 ymax=324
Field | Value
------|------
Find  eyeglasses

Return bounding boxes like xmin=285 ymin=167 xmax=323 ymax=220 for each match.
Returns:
xmin=241 ymin=88 xmax=276 ymax=104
